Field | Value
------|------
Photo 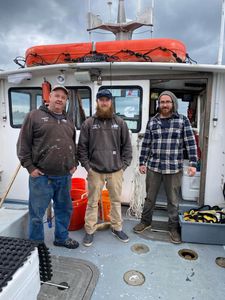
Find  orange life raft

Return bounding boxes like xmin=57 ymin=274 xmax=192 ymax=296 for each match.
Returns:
xmin=25 ymin=38 xmax=187 ymax=67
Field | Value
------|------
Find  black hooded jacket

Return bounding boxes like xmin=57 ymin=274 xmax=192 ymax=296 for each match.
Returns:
xmin=78 ymin=114 xmax=132 ymax=173
xmin=17 ymin=105 xmax=78 ymax=176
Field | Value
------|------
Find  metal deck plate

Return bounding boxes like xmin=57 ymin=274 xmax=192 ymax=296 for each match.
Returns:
xmin=215 ymin=257 xmax=225 ymax=268
xmin=38 ymin=255 xmax=99 ymax=300
xmin=123 ymin=270 xmax=145 ymax=286
xmin=131 ymin=243 xmax=150 ymax=254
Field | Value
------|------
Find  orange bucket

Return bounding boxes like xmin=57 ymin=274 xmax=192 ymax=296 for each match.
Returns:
xmin=71 ymin=177 xmax=87 ymax=190
xmin=69 ymin=189 xmax=88 ymax=231
xmin=99 ymin=190 xmax=111 ymax=222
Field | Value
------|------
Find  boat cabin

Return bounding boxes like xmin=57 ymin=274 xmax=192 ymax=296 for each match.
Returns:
xmin=0 ymin=61 xmax=225 ymax=212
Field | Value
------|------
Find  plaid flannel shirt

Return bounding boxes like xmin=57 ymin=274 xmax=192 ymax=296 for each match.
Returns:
xmin=139 ymin=112 xmax=198 ymax=174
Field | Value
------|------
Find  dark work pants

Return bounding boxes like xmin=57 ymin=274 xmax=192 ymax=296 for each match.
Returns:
xmin=141 ymin=169 xmax=182 ymax=230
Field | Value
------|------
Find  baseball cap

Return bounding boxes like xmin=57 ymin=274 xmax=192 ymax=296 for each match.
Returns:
xmin=51 ymin=85 xmax=69 ymax=95
xmin=96 ymin=89 xmax=112 ymax=99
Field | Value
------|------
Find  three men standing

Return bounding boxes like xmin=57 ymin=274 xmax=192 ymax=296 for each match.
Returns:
xmin=18 ymin=86 xmax=197 ymax=247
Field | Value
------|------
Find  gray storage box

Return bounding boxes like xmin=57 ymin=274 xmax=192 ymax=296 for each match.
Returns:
xmin=179 ymin=215 xmax=225 ymax=245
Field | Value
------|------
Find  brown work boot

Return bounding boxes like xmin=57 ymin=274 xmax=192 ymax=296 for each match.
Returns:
xmin=133 ymin=222 xmax=151 ymax=234
xmin=169 ymin=229 xmax=181 ymax=244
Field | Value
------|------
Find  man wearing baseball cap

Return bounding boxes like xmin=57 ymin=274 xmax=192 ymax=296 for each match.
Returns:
xmin=51 ymin=85 xmax=69 ymax=95
xmin=78 ymin=88 xmax=132 ymax=247
xmin=17 ymin=85 xmax=79 ymax=249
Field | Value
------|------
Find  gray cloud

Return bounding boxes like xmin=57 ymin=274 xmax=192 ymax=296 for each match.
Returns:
xmin=0 ymin=0 xmax=224 ymax=70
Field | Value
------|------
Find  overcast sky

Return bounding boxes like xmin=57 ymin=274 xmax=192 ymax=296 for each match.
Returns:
xmin=0 ymin=0 xmax=223 ymax=70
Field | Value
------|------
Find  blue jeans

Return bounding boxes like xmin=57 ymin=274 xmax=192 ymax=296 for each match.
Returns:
xmin=28 ymin=174 xmax=72 ymax=242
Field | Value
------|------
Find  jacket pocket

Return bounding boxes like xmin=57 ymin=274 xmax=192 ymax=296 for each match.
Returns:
xmin=91 ymin=149 xmax=122 ymax=172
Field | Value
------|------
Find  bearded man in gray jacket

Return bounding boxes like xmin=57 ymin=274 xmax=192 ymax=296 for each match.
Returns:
xmin=78 ymin=89 xmax=132 ymax=247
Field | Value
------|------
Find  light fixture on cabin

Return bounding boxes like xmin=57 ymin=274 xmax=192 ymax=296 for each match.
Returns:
xmin=74 ymin=71 xmax=91 ymax=83
xmin=97 ymin=71 xmax=102 ymax=85
xmin=56 ymin=71 xmax=65 ymax=84
xmin=7 ymin=72 xmax=32 ymax=84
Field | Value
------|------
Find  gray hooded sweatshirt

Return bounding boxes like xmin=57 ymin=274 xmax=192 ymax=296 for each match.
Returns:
xmin=78 ymin=114 xmax=132 ymax=173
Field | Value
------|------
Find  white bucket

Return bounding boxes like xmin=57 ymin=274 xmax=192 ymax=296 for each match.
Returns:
xmin=181 ymin=165 xmax=200 ymax=201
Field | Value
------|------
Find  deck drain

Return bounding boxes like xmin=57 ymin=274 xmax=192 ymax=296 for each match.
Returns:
xmin=123 ymin=270 xmax=145 ymax=286
xmin=178 ymin=249 xmax=198 ymax=260
xmin=131 ymin=243 xmax=150 ymax=254
xmin=215 ymin=257 xmax=225 ymax=268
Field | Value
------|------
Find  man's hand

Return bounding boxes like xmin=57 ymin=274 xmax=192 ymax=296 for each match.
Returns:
xmin=30 ymin=169 xmax=44 ymax=177
xmin=139 ymin=165 xmax=147 ymax=174
xmin=187 ymin=166 xmax=196 ymax=177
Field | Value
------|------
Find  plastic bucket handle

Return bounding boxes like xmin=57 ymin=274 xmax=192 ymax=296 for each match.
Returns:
xmin=71 ymin=188 xmax=88 ymax=200
xmin=81 ymin=192 xmax=88 ymax=199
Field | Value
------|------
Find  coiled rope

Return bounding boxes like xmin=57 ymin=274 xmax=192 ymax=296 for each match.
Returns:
xmin=126 ymin=165 xmax=146 ymax=219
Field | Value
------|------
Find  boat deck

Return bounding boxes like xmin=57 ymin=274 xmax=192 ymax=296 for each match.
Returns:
xmin=42 ymin=212 xmax=225 ymax=300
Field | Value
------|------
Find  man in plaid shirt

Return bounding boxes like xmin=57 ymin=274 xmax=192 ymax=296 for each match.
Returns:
xmin=133 ymin=90 xmax=198 ymax=243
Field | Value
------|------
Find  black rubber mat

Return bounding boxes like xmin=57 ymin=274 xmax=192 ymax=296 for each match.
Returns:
xmin=38 ymin=255 xmax=99 ymax=300
xmin=0 ymin=236 xmax=35 ymax=292
xmin=37 ymin=242 xmax=53 ymax=282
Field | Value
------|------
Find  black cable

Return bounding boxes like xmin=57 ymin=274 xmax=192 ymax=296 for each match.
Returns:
xmin=13 ymin=56 xmax=26 ymax=68
xmin=185 ymin=53 xmax=197 ymax=64
xmin=144 ymin=47 xmax=185 ymax=63
xmin=111 ymin=49 xmax=152 ymax=61
xmin=25 ymin=52 xmax=73 ymax=66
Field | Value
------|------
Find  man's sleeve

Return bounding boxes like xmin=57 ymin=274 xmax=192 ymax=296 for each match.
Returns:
xmin=16 ymin=113 xmax=36 ymax=174
xmin=77 ymin=121 xmax=90 ymax=171
xmin=121 ymin=121 xmax=132 ymax=170
xmin=139 ymin=121 xmax=151 ymax=166
xmin=183 ymin=117 xmax=198 ymax=167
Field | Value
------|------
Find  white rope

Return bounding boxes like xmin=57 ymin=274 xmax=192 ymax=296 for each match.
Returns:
xmin=125 ymin=132 xmax=146 ymax=219
xmin=126 ymin=166 xmax=146 ymax=219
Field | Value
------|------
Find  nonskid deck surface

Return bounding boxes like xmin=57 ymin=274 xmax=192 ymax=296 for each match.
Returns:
xmin=44 ymin=217 xmax=225 ymax=300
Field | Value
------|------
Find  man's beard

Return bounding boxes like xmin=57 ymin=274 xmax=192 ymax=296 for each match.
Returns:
xmin=96 ymin=104 xmax=114 ymax=119
xmin=159 ymin=106 xmax=173 ymax=118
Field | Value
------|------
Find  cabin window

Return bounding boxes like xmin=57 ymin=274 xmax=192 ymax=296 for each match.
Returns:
xmin=36 ymin=94 xmax=43 ymax=108
xmin=67 ymin=87 xmax=91 ymax=129
xmin=9 ymin=88 xmax=42 ymax=128
xmin=99 ymin=86 xmax=142 ymax=133
xmin=9 ymin=87 xmax=91 ymax=129
xmin=10 ymin=91 xmax=30 ymax=126
xmin=9 ymin=91 xmax=28 ymax=127
xmin=81 ymin=98 xmax=91 ymax=117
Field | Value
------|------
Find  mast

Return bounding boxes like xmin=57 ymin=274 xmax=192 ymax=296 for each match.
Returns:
xmin=87 ymin=0 xmax=153 ymax=40
xmin=87 ymin=0 xmax=92 ymax=42
xmin=137 ymin=0 xmax=141 ymax=15
xmin=217 ymin=0 xmax=225 ymax=64
xmin=107 ymin=1 xmax=113 ymax=22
